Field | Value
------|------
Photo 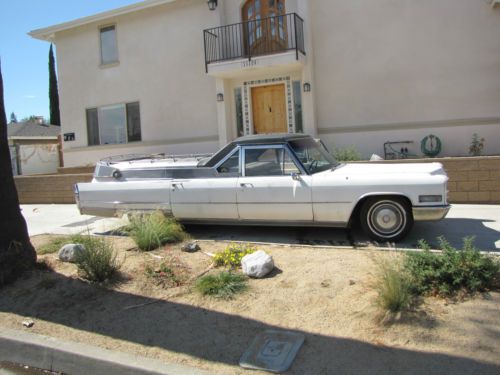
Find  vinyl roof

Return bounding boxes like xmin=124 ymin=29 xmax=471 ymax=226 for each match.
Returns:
xmin=233 ymin=133 xmax=310 ymax=145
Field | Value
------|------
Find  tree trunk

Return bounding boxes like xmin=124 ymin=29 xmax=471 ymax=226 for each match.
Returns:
xmin=0 ymin=61 xmax=36 ymax=286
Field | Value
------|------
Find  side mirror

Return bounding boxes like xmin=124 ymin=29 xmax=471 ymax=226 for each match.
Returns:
xmin=291 ymin=172 xmax=301 ymax=181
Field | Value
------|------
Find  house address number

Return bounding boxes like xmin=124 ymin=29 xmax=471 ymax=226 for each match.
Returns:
xmin=242 ymin=60 xmax=258 ymax=68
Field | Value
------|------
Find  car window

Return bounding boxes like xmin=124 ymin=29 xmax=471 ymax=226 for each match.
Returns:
xmin=244 ymin=147 xmax=300 ymax=176
xmin=217 ymin=150 xmax=240 ymax=176
xmin=289 ymin=138 xmax=338 ymax=174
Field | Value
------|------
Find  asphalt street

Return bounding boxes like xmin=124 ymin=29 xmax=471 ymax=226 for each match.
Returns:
xmin=21 ymin=204 xmax=500 ymax=252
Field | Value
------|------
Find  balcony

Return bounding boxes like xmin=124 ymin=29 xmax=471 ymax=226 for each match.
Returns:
xmin=203 ymin=13 xmax=305 ymax=77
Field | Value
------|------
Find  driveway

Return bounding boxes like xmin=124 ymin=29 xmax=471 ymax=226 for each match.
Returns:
xmin=21 ymin=204 xmax=500 ymax=252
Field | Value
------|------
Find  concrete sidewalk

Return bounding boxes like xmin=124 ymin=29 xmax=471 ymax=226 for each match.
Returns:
xmin=20 ymin=204 xmax=126 ymax=237
xmin=21 ymin=204 xmax=500 ymax=251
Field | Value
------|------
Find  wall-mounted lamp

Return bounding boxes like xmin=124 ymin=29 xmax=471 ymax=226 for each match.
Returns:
xmin=207 ymin=0 xmax=218 ymax=11
xmin=217 ymin=93 xmax=224 ymax=102
xmin=303 ymin=82 xmax=311 ymax=92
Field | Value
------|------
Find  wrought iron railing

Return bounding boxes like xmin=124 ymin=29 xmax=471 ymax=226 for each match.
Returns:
xmin=203 ymin=13 xmax=305 ymax=71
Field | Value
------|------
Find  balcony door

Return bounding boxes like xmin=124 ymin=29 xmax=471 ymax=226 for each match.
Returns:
xmin=242 ymin=0 xmax=287 ymax=56
xmin=251 ymin=84 xmax=287 ymax=134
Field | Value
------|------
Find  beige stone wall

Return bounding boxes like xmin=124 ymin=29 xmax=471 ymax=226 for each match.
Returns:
xmin=368 ymin=156 xmax=500 ymax=204
xmin=15 ymin=173 xmax=93 ymax=204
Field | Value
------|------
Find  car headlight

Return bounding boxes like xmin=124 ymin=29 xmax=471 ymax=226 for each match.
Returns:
xmin=419 ymin=195 xmax=442 ymax=203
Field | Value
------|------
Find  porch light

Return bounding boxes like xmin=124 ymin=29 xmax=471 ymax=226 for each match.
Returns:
xmin=303 ymin=82 xmax=311 ymax=92
xmin=207 ymin=0 xmax=218 ymax=11
xmin=217 ymin=93 xmax=224 ymax=102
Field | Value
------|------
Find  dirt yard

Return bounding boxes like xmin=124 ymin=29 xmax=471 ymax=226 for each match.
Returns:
xmin=0 ymin=235 xmax=499 ymax=374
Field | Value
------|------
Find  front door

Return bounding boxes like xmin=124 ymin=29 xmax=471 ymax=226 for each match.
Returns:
xmin=252 ymin=84 xmax=287 ymax=134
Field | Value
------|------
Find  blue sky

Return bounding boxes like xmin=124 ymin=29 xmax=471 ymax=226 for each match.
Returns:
xmin=0 ymin=0 xmax=140 ymax=122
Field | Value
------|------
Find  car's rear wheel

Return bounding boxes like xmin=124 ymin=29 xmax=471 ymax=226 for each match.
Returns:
xmin=360 ymin=197 xmax=413 ymax=242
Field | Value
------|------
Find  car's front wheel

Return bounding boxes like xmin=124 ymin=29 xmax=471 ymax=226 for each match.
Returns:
xmin=360 ymin=197 xmax=413 ymax=242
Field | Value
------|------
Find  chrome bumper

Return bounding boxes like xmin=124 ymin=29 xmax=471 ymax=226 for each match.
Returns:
xmin=412 ymin=205 xmax=451 ymax=221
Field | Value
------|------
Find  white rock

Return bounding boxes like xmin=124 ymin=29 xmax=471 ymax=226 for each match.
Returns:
xmin=22 ymin=320 xmax=34 ymax=328
xmin=241 ymin=250 xmax=274 ymax=278
xmin=58 ymin=243 xmax=86 ymax=263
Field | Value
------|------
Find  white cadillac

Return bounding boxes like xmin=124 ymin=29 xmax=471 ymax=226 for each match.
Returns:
xmin=75 ymin=134 xmax=450 ymax=242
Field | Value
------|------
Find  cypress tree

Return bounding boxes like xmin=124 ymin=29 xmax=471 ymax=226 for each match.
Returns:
xmin=49 ymin=44 xmax=61 ymax=126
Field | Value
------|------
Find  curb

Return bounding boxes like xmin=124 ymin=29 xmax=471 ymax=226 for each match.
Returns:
xmin=0 ymin=328 xmax=210 ymax=375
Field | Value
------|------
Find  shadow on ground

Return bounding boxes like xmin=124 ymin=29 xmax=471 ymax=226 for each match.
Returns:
xmin=185 ymin=217 xmax=500 ymax=252
xmin=1 ymin=269 xmax=498 ymax=374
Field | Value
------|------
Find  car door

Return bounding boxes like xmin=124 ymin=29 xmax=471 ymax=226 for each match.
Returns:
xmin=170 ymin=148 xmax=240 ymax=220
xmin=237 ymin=145 xmax=313 ymax=222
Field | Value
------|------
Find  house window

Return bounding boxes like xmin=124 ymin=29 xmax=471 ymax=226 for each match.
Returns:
xmin=100 ymin=25 xmax=118 ymax=65
xmin=86 ymin=102 xmax=141 ymax=146
xmin=234 ymin=88 xmax=244 ymax=137
xmin=292 ymin=81 xmax=303 ymax=133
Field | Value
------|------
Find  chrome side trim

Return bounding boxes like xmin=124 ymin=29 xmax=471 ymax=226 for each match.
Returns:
xmin=412 ymin=205 xmax=451 ymax=221
xmin=178 ymin=218 xmax=348 ymax=228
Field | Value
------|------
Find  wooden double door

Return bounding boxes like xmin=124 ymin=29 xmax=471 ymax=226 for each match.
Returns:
xmin=251 ymin=84 xmax=287 ymax=134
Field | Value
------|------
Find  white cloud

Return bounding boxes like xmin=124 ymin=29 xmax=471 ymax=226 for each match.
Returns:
xmin=23 ymin=95 xmax=36 ymax=99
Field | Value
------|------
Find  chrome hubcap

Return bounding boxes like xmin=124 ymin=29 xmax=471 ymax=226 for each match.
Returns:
xmin=367 ymin=201 xmax=406 ymax=238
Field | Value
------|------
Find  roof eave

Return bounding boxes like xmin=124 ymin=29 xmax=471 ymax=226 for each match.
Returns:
xmin=29 ymin=0 xmax=177 ymax=41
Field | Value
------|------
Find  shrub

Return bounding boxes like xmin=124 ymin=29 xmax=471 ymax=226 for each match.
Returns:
xmin=195 ymin=271 xmax=247 ymax=299
xmin=374 ymin=258 xmax=411 ymax=312
xmin=213 ymin=243 xmax=257 ymax=268
xmin=38 ymin=234 xmax=101 ymax=255
xmin=144 ymin=258 xmax=189 ymax=288
xmin=469 ymin=133 xmax=485 ymax=156
xmin=128 ymin=212 xmax=186 ymax=251
xmin=74 ymin=236 xmax=121 ymax=282
xmin=333 ymin=146 xmax=362 ymax=161
xmin=405 ymin=237 xmax=499 ymax=296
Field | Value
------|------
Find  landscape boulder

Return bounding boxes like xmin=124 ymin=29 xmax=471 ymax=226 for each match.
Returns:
xmin=241 ymin=250 xmax=274 ymax=278
xmin=58 ymin=243 xmax=86 ymax=263
xmin=181 ymin=242 xmax=200 ymax=253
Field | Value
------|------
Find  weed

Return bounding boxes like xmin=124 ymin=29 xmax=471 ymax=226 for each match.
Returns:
xmin=144 ymin=257 xmax=189 ymax=288
xmin=213 ymin=243 xmax=256 ymax=268
xmin=74 ymin=236 xmax=121 ymax=283
xmin=128 ymin=212 xmax=186 ymax=251
xmin=195 ymin=271 xmax=247 ymax=299
xmin=375 ymin=257 xmax=412 ymax=312
xmin=405 ymin=236 xmax=499 ymax=297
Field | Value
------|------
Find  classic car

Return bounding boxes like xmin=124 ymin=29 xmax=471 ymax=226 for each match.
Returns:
xmin=74 ymin=134 xmax=450 ymax=242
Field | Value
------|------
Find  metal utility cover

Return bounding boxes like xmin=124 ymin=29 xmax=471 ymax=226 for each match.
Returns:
xmin=239 ymin=330 xmax=305 ymax=373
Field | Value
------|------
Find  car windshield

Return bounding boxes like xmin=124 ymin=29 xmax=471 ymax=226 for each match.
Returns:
xmin=289 ymin=138 xmax=339 ymax=174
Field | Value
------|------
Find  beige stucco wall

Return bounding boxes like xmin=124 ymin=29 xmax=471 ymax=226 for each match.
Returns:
xmin=311 ymin=0 xmax=500 ymax=157
xmin=55 ymin=0 xmax=220 ymax=166
xmin=51 ymin=0 xmax=500 ymax=166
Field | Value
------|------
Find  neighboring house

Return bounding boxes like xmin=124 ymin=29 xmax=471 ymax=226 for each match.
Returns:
xmin=8 ymin=118 xmax=62 ymax=175
xmin=29 ymin=0 xmax=500 ymax=166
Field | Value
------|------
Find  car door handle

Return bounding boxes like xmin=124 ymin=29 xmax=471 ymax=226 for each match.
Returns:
xmin=240 ymin=183 xmax=253 ymax=188
xmin=172 ymin=183 xmax=183 ymax=189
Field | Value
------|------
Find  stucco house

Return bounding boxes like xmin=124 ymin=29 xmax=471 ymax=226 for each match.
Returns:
xmin=29 ymin=0 xmax=500 ymax=167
